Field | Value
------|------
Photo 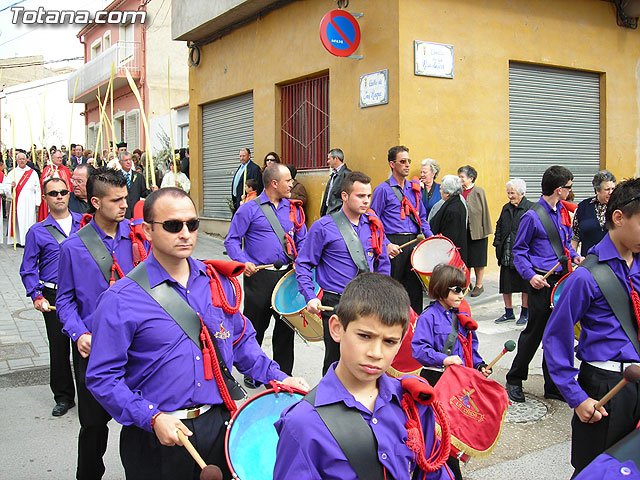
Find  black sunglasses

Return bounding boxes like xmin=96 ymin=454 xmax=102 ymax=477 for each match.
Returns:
xmin=448 ymin=286 xmax=465 ymax=294
xmin=560 ymin=185 xmax=573 ymax=190
xmin=46 ymin=189 xmax=69 ymax=197
xmin=150 ymin=219 xmax=200 ymax=233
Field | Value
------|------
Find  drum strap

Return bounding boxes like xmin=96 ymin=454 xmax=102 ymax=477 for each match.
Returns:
xmin=606 ymin=427 xmax=640 ymax=465
xmin=386 ymin=179 xmax=421 ymax=230
xmin=441 ymin=308 xmax=460 ymax=356
xmin=127 ymin=262 xmax=246 ymax=400
xmin=77 ymin=223 xmax=116 ymax=284
xmin=331 ymin=211 xmax=369 ymax=274
xmin=305 ymin=387 xmax=387 ymax=480
xmin=531 ymin=203 xmax=566 ymax=269
xmin=582 ymin=255 xmax=640 ymax=357
xmin=254 ymin=198 xmax=294 ymax=261
xmin=44 ymin=224 xmax=66 ymax=244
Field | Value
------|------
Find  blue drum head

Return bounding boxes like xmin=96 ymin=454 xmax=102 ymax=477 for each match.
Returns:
xmin=273 ymin=270 xmax=320 ymax=315
xmin=226 ymin=390 xmax=303 ymax=479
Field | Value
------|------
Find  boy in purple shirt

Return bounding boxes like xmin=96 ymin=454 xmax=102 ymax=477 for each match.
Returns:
xmin=275 ymin=273 xmax=451 ymax=479
xmin=543 ymin=178 xmax=640 ymax=476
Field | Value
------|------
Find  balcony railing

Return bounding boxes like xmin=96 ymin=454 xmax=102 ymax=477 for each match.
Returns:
xmin=68 ymin=41 xmax=141 ymax=102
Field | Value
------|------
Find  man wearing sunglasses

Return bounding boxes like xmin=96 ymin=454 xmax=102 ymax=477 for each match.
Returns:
xmin=20 ymin=177 xmax=82 ymax=417
xmin=225 ymin=163 xmax=307 ymax=388
xmin=506 ymin=165 xmax=584 ymax=404
xmin=85 ymin=187 xmax=309 ymax=479
xmin=56 ymin=167 xmax=149 ymax=480
xmin=371 ymin=145 xmax=433 ymax=314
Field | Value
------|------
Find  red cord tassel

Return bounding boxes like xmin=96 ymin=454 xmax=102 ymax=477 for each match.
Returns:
xmin=200 ymin=317 xmax=237 ymax=414
xmin=629 ymin=279 xmax=640 ymax=343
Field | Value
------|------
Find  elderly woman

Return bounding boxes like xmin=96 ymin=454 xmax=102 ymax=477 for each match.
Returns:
xmin=420 ymin=158 xmax=442 ymax=218
xmin=571 ymin=170 xmax=617 ymax=256
xmin=263 ymin=151 xmax=281 ymax=171
xmin=429 ymin=175 xmax=468 ymax=265
xmin=458 ymin=165 xmax=492 ymax=297
xmin=493 ymin=178 xmax=534 ymax=324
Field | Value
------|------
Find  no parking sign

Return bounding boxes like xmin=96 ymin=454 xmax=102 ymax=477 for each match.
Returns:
xmin=319 ymin=10 xmax=361 ymax=57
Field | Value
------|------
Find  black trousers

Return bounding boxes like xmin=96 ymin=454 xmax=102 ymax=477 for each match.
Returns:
xmin=321 ymin=291 xmax=342 ymax=376
xmin=243 ymin=268 xmax=294 ymax=375
xmin=387 ymin=233 xmax=423 ymax=314
xmin=571 ymin=362 xmax=640 ymax=476
xmin=120 ymin=405 xmax=232 ymax=480
xmin=72 ymin=347 xmax=112 ymax=480
xmin=42 ymin=286 xmax=75 ymax=404
xmin=506 ymin=276 xmax=560 ymax=395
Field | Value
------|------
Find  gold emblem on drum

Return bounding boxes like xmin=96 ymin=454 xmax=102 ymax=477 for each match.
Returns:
xmin=214 ymin=321 xmax=231 ymax=340
xmin=450 ymin=387 xmax=485 ymax=423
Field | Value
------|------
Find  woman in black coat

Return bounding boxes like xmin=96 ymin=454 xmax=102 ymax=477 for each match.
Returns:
xmin=493 ymin=178 xmax=534 ymax=325
xmin=429 ymin=174 xmax=468 ymax=265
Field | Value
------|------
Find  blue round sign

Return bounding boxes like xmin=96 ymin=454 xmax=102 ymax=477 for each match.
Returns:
xmin=319 ymin=10 xmax=361 ymax=57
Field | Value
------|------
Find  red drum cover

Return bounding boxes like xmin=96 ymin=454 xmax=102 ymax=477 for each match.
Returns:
xmin=434 ymin=364 xmax=508 ymax=459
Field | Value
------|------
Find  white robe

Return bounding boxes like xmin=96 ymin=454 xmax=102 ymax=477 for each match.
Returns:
xmin=2 ymin=166 xmax=41 ymax=245
xmin=160 ymin=171 xmax=191 ymax=194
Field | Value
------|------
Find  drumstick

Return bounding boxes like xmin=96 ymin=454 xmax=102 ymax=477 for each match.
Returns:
xmin=595 ymin=364 xmax=640 ymax=410
xmin=318 ymin=305 xmax=334 ymax=312
xmin=485 ymin=340 xmax=516 ymax=371
xmin=176 ymin=430 xmax=223 ymax=480
xmin=541 ymin=255 xmax=568 ymax=280
xmin=255 ymin=260 xmax=284 ymax=271
xmin=398 ymin=233 xmax=425 ymax=250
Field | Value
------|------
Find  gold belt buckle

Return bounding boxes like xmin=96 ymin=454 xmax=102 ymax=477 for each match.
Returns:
xmin=186 ymin=407 xmax=201 ymax=419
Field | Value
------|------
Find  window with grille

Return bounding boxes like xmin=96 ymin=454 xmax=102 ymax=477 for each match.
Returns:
xmin=281 ymin=74 xmax=329 ymax=169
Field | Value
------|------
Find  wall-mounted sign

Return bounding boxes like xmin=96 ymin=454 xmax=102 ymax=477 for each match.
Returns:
xmin=319 ymin=10 xmax=361 ymax=57
xmin=414 ymin=41 xmax=454 ymax=78
xmin=359 ymin=69 xmax=388 ymax=108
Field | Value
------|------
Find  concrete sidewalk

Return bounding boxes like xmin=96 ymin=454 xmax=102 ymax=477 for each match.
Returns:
xmin=0 ymin=234 xmax=576 ymax=479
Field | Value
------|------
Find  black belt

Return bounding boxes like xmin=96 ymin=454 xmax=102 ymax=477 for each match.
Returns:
xmin=533 ymin=267 xmax=563 ymax=278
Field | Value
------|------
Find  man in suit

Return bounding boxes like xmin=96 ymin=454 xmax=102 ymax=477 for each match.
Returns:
xmin=119 ymin=151 xmax=157 ymax=218
xmin=70 ymin=144 xmax=87 ymax=170
xmin=320 ymin=148 xmax=351 ymax=217
xmin=231 ymin=147 xmax=263 ymax=211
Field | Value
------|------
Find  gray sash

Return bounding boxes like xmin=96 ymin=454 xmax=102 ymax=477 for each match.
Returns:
xmin=77 ymin=224 xmax=114 ymax=284
xmin=305 ymin=387 xmax=386 ymax=480
xmin=582 ymin=254 xmax=640 ymax=357
xmin=531 ymin=203 xmax=565 ymax=262
xmin=44 ymin=224 xmax=66 ymax=244
xmin=331 ymin=211 xmax=369 ymax=273
xmin=254 ymin=198 xmax=294 ymax=261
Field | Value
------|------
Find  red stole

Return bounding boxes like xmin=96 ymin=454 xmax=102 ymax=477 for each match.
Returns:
xmin=39 ymin=165 xmax=72 ymax=222
xmin=10 ymin=168 xmax=34 ymax=237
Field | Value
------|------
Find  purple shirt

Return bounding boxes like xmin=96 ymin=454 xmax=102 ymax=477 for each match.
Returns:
xmin=513 ymin=198 xmax=579 ymax=281
xmin=370 ymin=176 xmax=432 ymax=236
xmin=411 ymin=301 xmax=484 ymax=369
xmin=574 ymin=454 xmax=640 ymax=480
xmin=295 ymin=212 xmax=391 ymax=302
xmin=20 ymin=212 xmax=83 ymax=301
xmin=543 ymin=234 xmax=640 ymax=408
xmin=85 ymin=253 xmax=287 ymax=431
xmin=56 ymin=219 xmax=142 ymax=341
xmin=274 ymin=365 xmax=450 ymax=479
xmin=224 ymin=191 xmax=307 ymax=265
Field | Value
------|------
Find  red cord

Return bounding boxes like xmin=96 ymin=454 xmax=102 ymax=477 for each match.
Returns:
xmin=457 ymin=332 xmax=474 ymax=367
xmin=109 ymin=254 xmax=125 ymax=286
xmin=205 ymin=263 xmax=241 ymax=314
xmin=200 ymin=316 xmax=237 ymax=414
xmin=289 ymin=200 xmax=305 ymax=232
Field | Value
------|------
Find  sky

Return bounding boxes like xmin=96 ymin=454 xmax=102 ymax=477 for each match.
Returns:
xmin=0 ymin=0 xmax=109 ymax=68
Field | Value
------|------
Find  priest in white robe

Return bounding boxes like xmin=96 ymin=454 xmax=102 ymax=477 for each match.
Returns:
xmin=2 ymin=152 xmax=41 ymax=246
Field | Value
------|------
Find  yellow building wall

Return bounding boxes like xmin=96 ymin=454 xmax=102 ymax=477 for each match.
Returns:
xmin=399 ymin=0 xmax=640 ymax=237
xmin=189 ymin=0 xmax=402 ymax=223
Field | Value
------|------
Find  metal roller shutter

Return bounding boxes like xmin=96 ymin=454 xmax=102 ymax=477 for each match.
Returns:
xmin=509 ymin=63 xmax=600 ymax=202
xmin=202 ymin=93 xmax=253 ymax=219
xmin=125 ymin=110 xmax=140 ymax=151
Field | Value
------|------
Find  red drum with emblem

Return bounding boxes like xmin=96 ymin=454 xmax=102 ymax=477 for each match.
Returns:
xmin=433 ymin=364 xmax=509 ymax=462
xmin=411 ymin=235 xmax=471 ymax=293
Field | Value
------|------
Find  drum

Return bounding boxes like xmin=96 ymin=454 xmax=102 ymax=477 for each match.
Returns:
xmin=550 ymin=272 xmax=581 ymax=340
xmin=225 ymin=386 xmax=305 ymax=480
xmin=434 ymin=364 xmax=509 ymax=463
xmin=272 ymin=270 xmax=324 ymax=342
xmin=411 ymin=235 xmax=471 ymax=293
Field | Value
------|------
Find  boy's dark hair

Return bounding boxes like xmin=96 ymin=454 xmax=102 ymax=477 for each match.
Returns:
xmin=341 ymin=171 xmax=371 ymax=194
xmin=143 ymin=187 xmax=195 ymax=223
xmin=245 ymin=178 xmax=258 ymax=191
xmin=388 ymin=145 xmax=409 ymax=164
xmin=428 ymin=264 xmax=467 ymax=300
xmin=336 ymin=272 xmax=410 ymax=335
xmin=541 ymin=165 xmax=573 ymax=196
xmin=86 ymin=167 xmax=127 ymax=214
xmin=605 ymin=178 xmax=640 ymax=229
